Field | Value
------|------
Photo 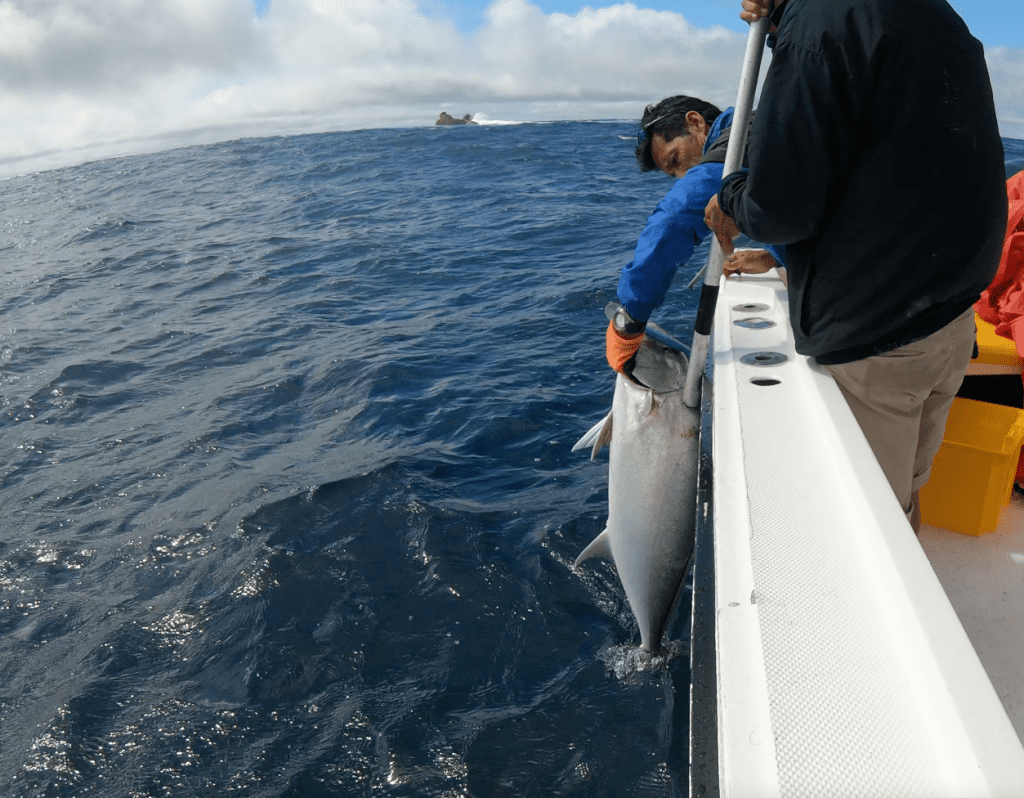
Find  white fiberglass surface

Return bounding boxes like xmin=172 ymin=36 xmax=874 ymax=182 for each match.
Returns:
xmin=712 ymin=271 xmax=1024 ymax=797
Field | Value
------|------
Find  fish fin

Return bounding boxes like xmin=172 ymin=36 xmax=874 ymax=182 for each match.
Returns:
xmin=572 ymin=412 xmax=612 ymax=460
xmin=590 ymin=413 xmax=614 ymax=460
xmin=574 ymin=528 xmax=613 ymax=568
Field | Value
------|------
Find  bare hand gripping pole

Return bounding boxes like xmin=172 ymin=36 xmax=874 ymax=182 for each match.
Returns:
xmin=682 ymin=16 xmax=769 ymax=409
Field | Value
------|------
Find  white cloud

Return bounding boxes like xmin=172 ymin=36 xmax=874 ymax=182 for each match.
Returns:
xmin=0 ymin=0 xmax=265 ymax=92
xmin=0 ymin=0 xmax=1021 ymax=178
xmin=469 ymin=2 xmax=746 ymax=105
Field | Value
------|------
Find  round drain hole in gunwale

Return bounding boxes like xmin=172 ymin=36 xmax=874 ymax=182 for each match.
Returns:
xmin=732 ymin=303 xmax=770 ymax=313
xmin=733 ymin=316 xmax=776 ymax=329
xmin=739 ymin=351 xmax=788 ymax=367
xmin=750 ymin=378 xmax=781 ymax=387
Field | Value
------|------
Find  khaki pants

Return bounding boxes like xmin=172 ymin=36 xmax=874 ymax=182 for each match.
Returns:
xmin=823 ymin=309 xmax=976 ymax=516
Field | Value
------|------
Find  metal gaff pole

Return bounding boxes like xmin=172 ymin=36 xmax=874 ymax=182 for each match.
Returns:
xmin=681 ymin=16 xmax=769 ymax=409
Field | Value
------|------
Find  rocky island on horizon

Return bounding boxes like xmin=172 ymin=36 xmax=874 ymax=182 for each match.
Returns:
xmin=435 ymin=112 xmax=477 ymax=125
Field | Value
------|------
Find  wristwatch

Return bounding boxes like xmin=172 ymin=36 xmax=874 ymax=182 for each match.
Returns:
xmin=611 ymin=305 xmax=646 ymax=336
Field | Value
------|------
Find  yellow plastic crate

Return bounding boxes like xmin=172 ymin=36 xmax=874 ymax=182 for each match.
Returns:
xmin=920 ymin=397 xmax=1024 ymax=536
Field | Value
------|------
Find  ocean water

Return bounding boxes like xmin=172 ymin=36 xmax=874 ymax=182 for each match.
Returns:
xmin=1 ymin=123 xmax=1022 ymax=798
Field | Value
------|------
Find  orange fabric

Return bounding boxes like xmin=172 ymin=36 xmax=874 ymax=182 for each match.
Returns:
xmin=974 ymin=170 xmax=1024 ymax=482
xmin=975 ymin=170 xmax=1024 ymax=352
xmin=605 ymin=320 xmax=643 ymax=374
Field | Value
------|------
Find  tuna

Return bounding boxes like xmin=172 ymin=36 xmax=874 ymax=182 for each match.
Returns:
xmin=573 ymin=329 xmax=699 ymax=652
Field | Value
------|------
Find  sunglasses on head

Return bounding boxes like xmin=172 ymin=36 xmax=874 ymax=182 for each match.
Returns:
xmin=636 ymin=111 xmax=671 ymax=146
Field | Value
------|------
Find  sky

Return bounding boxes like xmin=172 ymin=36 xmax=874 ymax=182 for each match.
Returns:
xmin=1 ymin=0 xmax=1022 ymax=178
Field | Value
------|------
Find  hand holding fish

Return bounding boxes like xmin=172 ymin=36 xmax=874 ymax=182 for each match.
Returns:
xmin=605 ymin=321 xmax=643 ymax=374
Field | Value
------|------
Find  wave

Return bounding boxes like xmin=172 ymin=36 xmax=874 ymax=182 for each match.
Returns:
xmin=471 ymin=114 xmax=529 ymax=126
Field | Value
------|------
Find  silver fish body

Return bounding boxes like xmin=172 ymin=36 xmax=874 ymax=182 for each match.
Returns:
xmin=574 ymin=334 xmax=699 ymax=652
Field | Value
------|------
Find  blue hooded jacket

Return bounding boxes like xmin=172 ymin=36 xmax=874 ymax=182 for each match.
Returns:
xmin=618 ymin=108 xmax=782 ymax=323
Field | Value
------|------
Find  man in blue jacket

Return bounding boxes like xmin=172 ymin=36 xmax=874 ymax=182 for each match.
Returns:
xmin=705 ymin=0 xmax=1007 ymax=530
xmin=606 ymin=95 xmax=783 ymax=373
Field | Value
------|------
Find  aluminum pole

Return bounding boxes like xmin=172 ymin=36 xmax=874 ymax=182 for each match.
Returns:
xmin=682 ymin=16 xmax=769 ymax=408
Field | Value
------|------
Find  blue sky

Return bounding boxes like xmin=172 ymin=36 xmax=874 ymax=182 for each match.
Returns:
xmin=2 ymin=0 xmax=1021 ymax=178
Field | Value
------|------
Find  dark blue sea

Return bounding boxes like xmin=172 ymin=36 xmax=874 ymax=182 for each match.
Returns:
xmin=2 ymin=122 xmax=1022 ymax=797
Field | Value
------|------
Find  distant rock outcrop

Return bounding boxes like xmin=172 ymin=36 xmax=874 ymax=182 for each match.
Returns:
xmin=436 ymin=112 xmax=477 ymax=126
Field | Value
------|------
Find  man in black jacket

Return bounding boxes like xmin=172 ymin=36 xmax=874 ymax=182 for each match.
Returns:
xmin=706 ymin=0 xmax=1008 ymax=531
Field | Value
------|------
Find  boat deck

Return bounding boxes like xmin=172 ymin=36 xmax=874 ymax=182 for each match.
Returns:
xmin=705 ymin=269 xmax=1024 ymax=797
xmin=921 ymin=499 xmax=1024 ymax=742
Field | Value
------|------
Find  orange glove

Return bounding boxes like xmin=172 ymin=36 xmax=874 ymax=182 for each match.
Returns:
xmin=606 ymin=320 xmax=643 ymax=374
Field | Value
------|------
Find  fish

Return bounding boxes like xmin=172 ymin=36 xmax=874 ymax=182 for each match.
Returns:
xmin=573 ymin=327 xmax=699 ymax=652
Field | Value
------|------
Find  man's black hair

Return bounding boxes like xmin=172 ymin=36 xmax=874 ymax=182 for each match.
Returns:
xmin=635 ymin=96 xmax=723 ymax=172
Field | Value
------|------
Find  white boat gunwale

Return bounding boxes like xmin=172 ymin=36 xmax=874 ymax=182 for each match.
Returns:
xmin=688 ymin=268 xmax=1024 ymax=797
